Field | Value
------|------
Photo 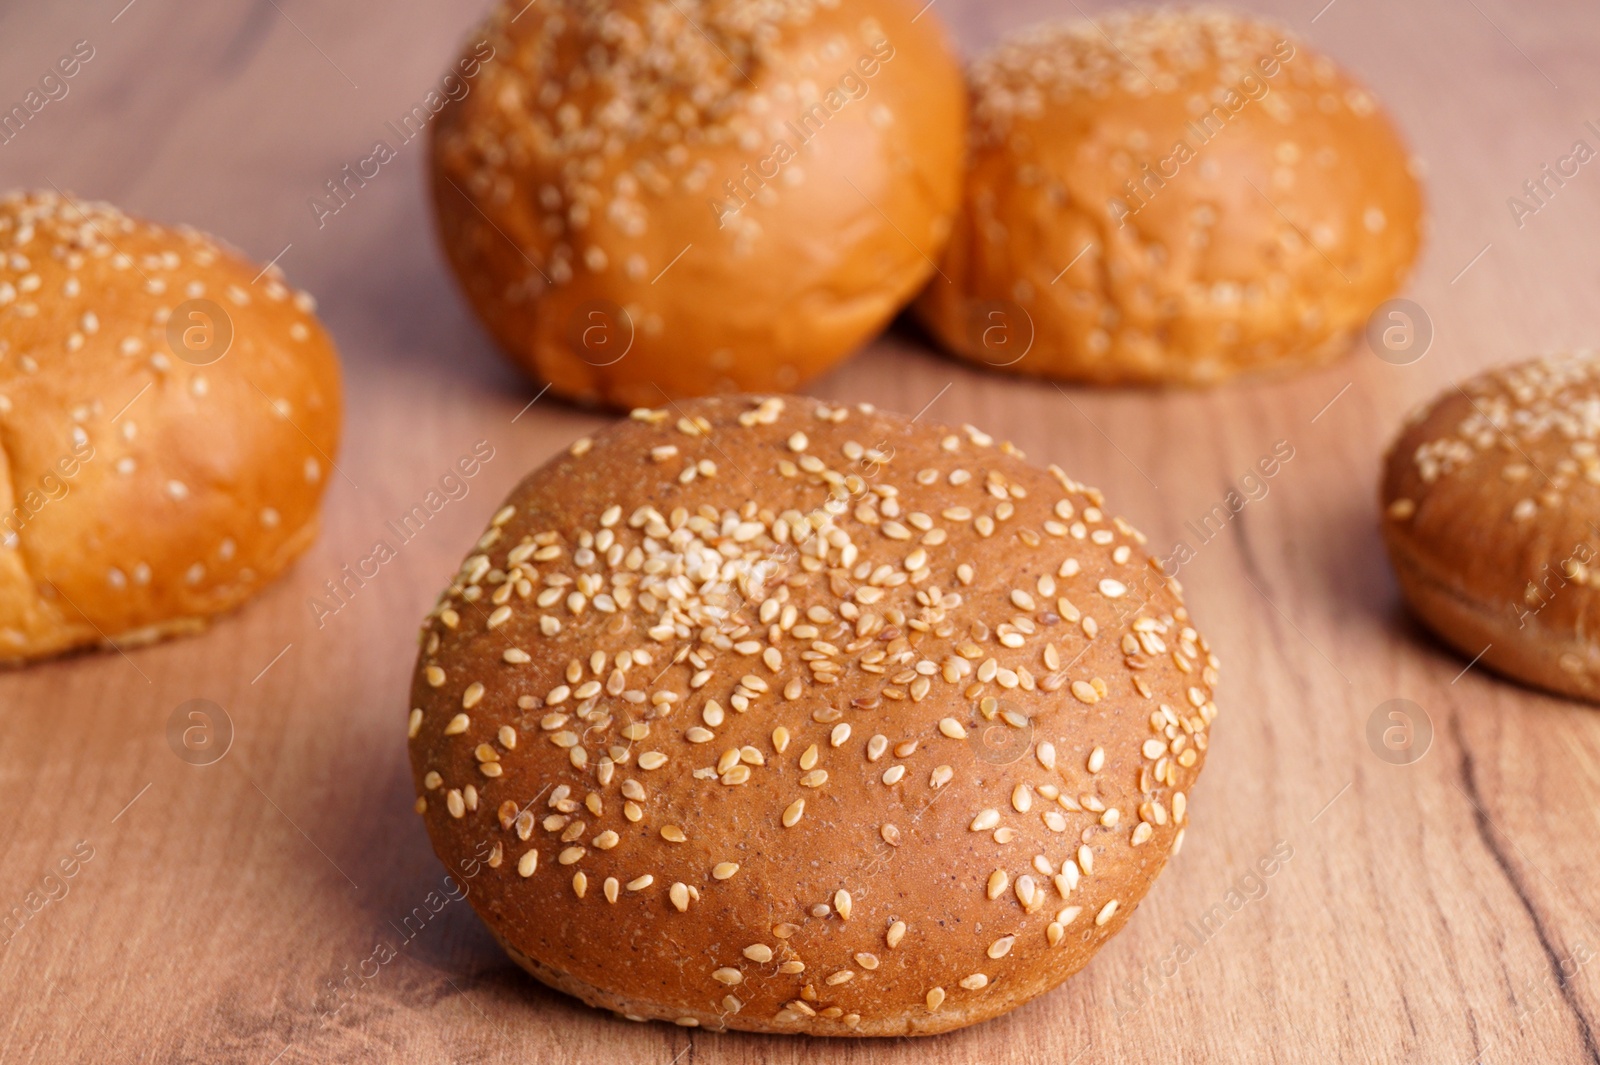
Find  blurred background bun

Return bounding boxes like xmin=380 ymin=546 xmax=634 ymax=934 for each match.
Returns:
xmin=0 ymin=190 xmax=342 ymax=664
xmin=1382 ymin=352 xmax=1600 ymax=702
xmin=431 ymin=0 xmax=967 ymax=409
xmin=917 ymin=8 xmax=1424 ymax=386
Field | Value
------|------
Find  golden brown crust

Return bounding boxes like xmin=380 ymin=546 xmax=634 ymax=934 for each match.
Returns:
xmin=916 ymin=8 xmax=1424 ymax=386
xmin=1381 ymin=352 xmax=1600 ymax=701
xmin=0 ymin=190 xmax=342 ymax=664
xmin=407 ymin=394 xmax=1219 ymax=1034
xmin=430 ymin=0 xmax=966 ymax=409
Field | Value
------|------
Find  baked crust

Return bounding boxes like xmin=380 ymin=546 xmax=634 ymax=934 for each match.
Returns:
xmin=429 ymin=0 xmax=967 ymax=409
xmin=916 ymin=8 xmax=1424 ymax=385
xmin=0 ymin=190 xmax=342 ymax=664
xmin=408 ymin=394 xmax=1219 ymax=1034
xmin=1381 ymin=352 xmax=1600 ymax=701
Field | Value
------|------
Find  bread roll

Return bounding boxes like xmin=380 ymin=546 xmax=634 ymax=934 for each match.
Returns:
xmin=1382 ymin=353 xmax=1600 ymax=701
xmin=407 ymin=394 xmax=1219 ymax=1034
xmin=430 ymin=0 xmax=966 ymax=409
xmin=0 ymin=190 xmax=341 ymax=664
xmin=917 ymin=8 xmax=1423 ymax=385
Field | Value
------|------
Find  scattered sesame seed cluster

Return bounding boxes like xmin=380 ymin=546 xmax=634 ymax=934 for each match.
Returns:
xmin=0 ymin=190 xmax=341 ymax=663
xmin=1383 ymin=352 xmax=1600 ymax=701
xmin=917 ymin=8 xmax=1424 ymax=385
xmin=430 ymin=0 xmax=966 ymax=408
xmin=408 ymin=394 xmax=1219 ymax=1035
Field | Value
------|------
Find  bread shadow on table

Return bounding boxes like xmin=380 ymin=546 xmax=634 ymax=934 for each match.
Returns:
xmin=1283 ymin=458 xmax=1395 ymax=621
xmin=321 ymin=212 xmax=529 ymax=401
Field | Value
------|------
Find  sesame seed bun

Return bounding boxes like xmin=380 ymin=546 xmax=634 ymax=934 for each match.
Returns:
xmin=1382 ymin=353 xmax=1600 ymax=702
xmin=430 ymin=0 xmax=966 ymax=409
xmin=916 ymin=8 xmax=1424 ymax=386
xmin=0 ymin=190 xmax=342 ymax=664
xmin=407 ymin=394 xmax=1219 ymax=1034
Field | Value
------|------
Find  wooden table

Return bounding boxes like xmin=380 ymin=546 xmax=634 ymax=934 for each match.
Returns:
xmin=3 ymin=1 xmax=1598 ymax=1062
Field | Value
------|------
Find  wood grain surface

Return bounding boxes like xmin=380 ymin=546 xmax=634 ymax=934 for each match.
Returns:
xmin=2 ymin=1 xmax=1599 ymax=1062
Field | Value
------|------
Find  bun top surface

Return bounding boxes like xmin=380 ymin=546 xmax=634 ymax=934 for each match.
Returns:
xmin=408 ymin=394 xmax=1219 ymax=1033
